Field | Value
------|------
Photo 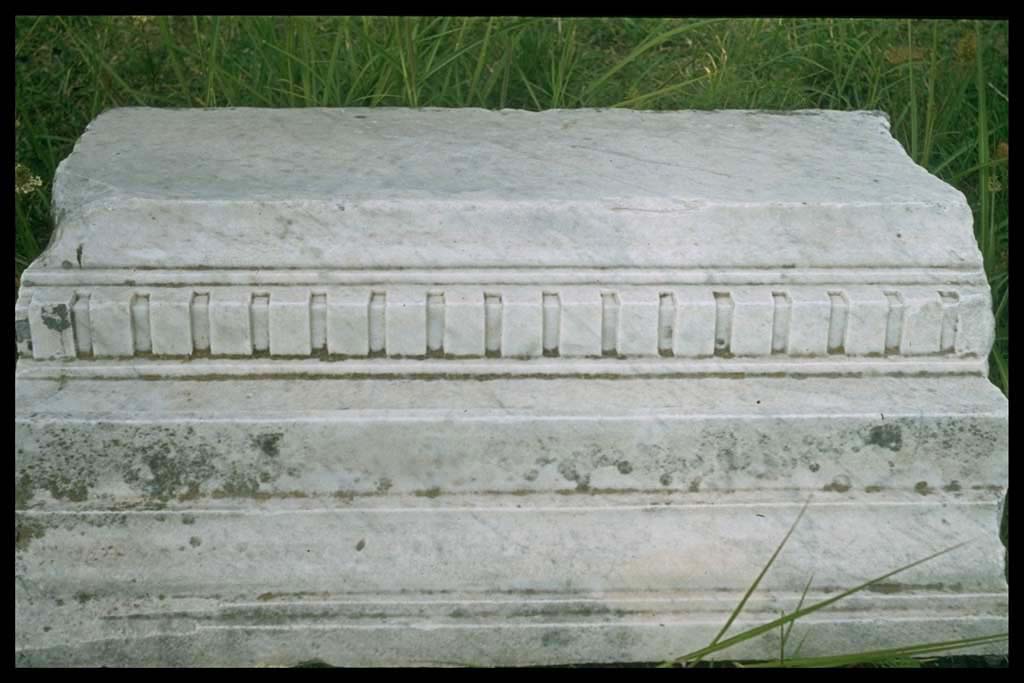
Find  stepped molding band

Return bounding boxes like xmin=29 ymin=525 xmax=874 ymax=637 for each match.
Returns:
xmin=15 ymin=284 xmax=994 ymax=363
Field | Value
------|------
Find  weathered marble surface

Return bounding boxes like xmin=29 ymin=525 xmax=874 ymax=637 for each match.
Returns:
xmin=15 ymin=108 xmax=1007 ymax=666
xmin=37 ymin=108 xmax=981 ymax=271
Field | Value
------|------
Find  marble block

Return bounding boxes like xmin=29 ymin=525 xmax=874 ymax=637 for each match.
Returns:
xmin=15 ymin=108 xmax=1007 ymax=667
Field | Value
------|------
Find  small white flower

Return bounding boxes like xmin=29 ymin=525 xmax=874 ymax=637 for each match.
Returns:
xmin=15 ymin=162 xmax=42 ymax=195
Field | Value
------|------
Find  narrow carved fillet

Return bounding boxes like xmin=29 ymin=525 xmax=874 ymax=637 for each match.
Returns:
xmin=15 ymin=108 xmax=1006 ymax=666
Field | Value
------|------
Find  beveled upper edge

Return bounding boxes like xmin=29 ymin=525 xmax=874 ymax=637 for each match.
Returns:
xmin=39 ymin=107 xmax=983 ymax=272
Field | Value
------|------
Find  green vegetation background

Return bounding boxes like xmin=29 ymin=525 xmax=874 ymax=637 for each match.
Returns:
xmin=15 ymin=17 xmax=1007 ymax=394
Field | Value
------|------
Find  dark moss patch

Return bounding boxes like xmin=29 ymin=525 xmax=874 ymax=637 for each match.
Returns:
xmin=416 ymin=487 xmax=443 ymax=499
xmin=181 ymin=514 xmax=196 ymax=525
xmin=541 ymin=630 xmax=574 ymax=647
xmin=74 ymin=591 xmax=97 ymax=604
xmin=45 ymin=474 xmax=89 ymax=502
xmin=555 ymin=460 xmax=591 ymax=491
xmin=823 ymin=475 xmax=852 ymax=493
xmin=294 ymin=660 xmax=333 ymax=668
xmin=355 ymin=539 xmax=366 ymax=551
xmin=15 ymin=518 xmax=46 ymax=551
xmin=866 ymin=424 xmax=902 ymax=451
xmin=615 ymin=460 xmax=633 ymax=474
xmin=135 ymin=446 xmax=217 ymax=501
xmin=213 ymin=470 xmax=261 ymax=498
xmin=866 ymin=582 xmax=956 ymax=594
xmin=557 ymin=461 xmax=580 ymax=482
xmin=176 ymin=483 xmax=202 ymax=502
xmin=659 ymin=473 xmax=673 ymax=487
xmin=40 ymin=304 xmax=71 ymax=331
xmin=252 ymin=432 xmax=283 ymax=458
xmin=915 ymin=481 xmax=934 ymax=495
xmin=189 ymin=536 xmax=202 ymax=547
xmin=943 ymin=480 xmax=962 ymax=492
xmin=865 ymin=485 xmax=883 ymax=493
xmin=375 ymin=477 xmax=392 ymax=493
xmin=15 ymin=473 xmax=35 ymax=509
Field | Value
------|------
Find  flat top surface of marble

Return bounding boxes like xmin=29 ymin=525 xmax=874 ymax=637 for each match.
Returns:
xmin=57 ymin=107 xmax=957 ymax=206
xmin=36 ymin=107 xmax=980 ymax=271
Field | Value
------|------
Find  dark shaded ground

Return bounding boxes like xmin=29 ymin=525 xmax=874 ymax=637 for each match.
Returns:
xmin=294 ymin=655 xmax=1008 ymax=668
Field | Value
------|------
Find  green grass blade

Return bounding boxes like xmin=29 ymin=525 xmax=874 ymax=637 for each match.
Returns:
xmin=610 ymin=75 xmax=709 ymax=109
xmin=674 ymin=497 xmax=811 ymax=667
xmin=467 ymin=17 xmax=495 ymax=106
xmin=991 ymin=345 xmax=1008 ymax=397
xmin=581 ymin=18 xmax=726 ymax=102
xmin=742 ymin=632 xmax=1008 ymax=668
xmin=906 ymin=20 xmax=919 ymax=162
xmin=673 ymin=539 xmax=972 ymax=664
xmin=781 ymin=573 xmax=814 ymax=658
xmin=974 ymin=21 xmax=992 ymax=267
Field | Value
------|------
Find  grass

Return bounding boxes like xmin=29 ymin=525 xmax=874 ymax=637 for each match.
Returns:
xmin=14 ymin=17 xmax=1008 ymax=395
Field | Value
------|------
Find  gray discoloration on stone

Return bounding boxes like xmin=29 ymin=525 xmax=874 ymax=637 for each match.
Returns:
xmin=11 ymin=495 xmax=1009 ymax=665
xmin=13 ymin=376 xmax=1008 ymax=502
xmin=15 ymin=319 xmax=32 ymax=343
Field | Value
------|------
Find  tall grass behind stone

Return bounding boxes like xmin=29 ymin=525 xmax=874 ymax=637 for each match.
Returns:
xmin=13 ymin=16 xmax=1008 ymax=393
